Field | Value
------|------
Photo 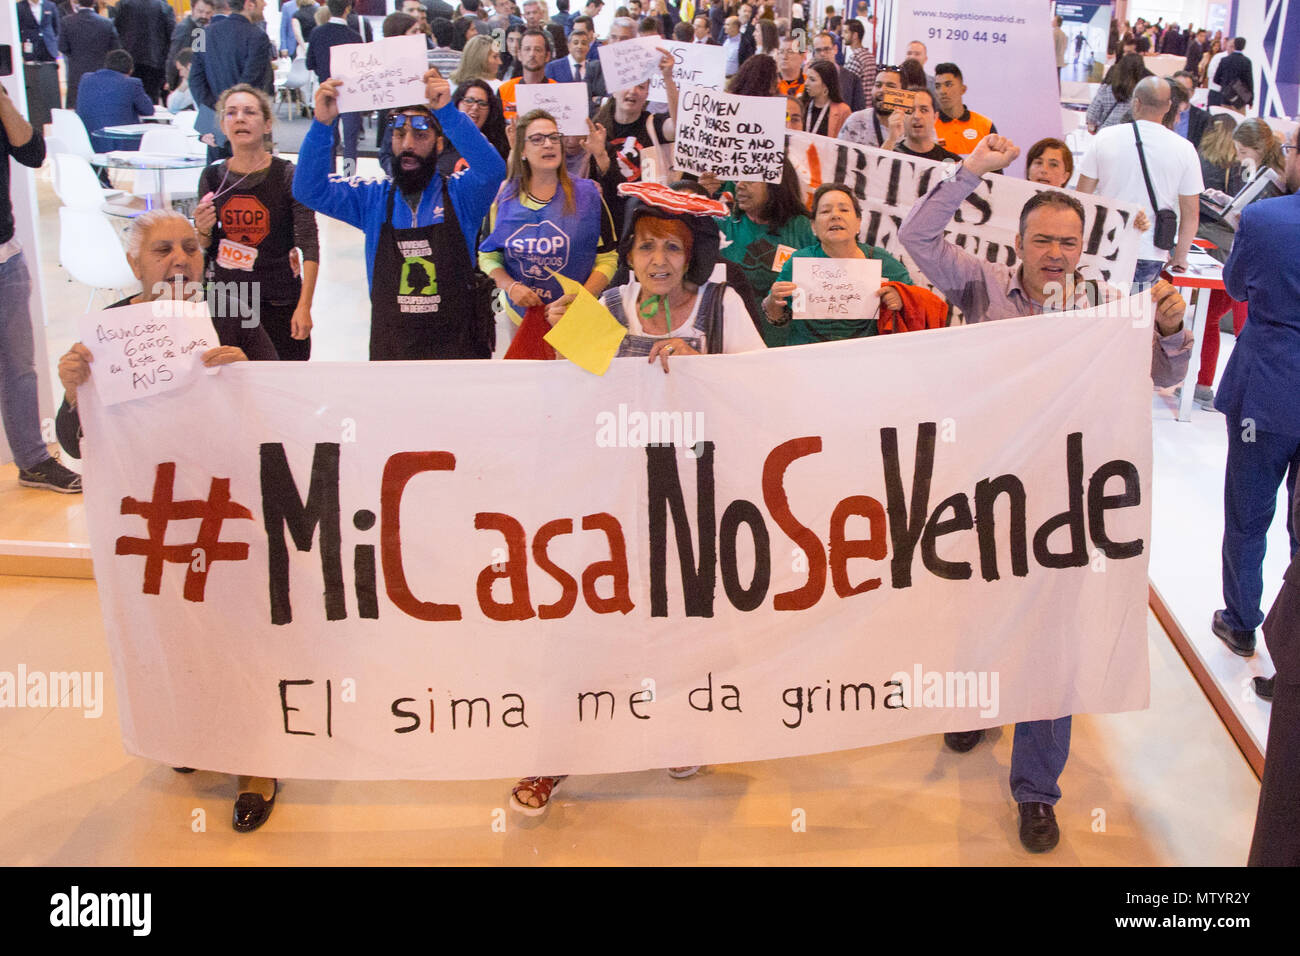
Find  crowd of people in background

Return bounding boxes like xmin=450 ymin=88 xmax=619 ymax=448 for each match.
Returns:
xmin=5 ymin=0 xmax=1297 ymax=864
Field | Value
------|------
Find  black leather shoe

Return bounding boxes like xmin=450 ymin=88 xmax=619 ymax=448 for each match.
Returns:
xmin=1212 ymin=610 xmax=1256 ymax=657
xmin=232 ymin=781 xmax=277 ymax=833
xmin=1018 ymin=801 xmax=1060 ymax=853
xmin=1255 ymin=675 xmax=1275 ymax=701
xmin=943 ymin=729 xmax=985 ymax=753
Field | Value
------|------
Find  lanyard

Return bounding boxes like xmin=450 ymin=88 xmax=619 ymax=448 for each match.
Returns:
xmin=210 ymin=157 xmax=271 ymax=206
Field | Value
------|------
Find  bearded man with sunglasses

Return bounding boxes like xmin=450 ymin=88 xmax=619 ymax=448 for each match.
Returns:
xmin=294 ymin=67 xmax=506 ymax=360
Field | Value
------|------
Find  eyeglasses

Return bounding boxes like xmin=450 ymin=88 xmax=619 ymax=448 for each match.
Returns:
xmin=389 ymin=113 xmax=434 ymax=131
xmin=460 ymin=97 xmax=491 ymax=110
xmin=526 ymin=132 xmax=563 ymax=146
xmin=1283 ymin=144 xmax=1299 ymax=155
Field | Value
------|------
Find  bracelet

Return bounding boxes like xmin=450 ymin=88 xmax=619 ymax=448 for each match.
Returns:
xmin=508 ymin=280 xmax=520 ymax=298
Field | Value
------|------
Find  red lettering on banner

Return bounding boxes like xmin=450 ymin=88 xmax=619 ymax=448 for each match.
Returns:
xmin=380 ymin=451 xmax=461 ymax=621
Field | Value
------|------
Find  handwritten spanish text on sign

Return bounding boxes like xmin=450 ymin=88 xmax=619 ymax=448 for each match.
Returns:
xmin=77 ymin=299 xmax=219 ymax=407
xmin=648 ymin=40 xmax=726 ymax=104
xmin=674 ymin=86 xmax=786 ymax=184
xmin=516 ymin=82 xmax=590 ymax=135
xmin=596 ymin=36 xmax=665 ymax=91
xmin=791 ymin=258 xmax=883 ymax=320
xmin=334 ymin=35 xmax=428 ymax=114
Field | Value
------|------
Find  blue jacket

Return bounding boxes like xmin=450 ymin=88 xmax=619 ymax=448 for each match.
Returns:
xmin=189 ymin=13 xmax=275 ymax=110
xmin=17 ymin=0 xmax=61 ymax=62
xmin=75 ymin=69 xmax=155 ymax=150
xmin=1216 ymin=191 xmax=1300 ymax=437
xmin=292 ymin=103 xmax=506 ymax=290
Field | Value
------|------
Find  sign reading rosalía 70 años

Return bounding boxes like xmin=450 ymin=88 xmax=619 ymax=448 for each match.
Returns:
xmin=83 ymin=297 xmax=1155 ymax=780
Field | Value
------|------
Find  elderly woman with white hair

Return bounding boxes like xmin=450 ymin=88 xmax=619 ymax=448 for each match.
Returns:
xmin=55 ymin=208 xmax=280 ymax=833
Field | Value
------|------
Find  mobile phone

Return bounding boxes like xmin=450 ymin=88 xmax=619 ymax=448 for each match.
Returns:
xmin=0 ymin=45 xmax=12 ymax=79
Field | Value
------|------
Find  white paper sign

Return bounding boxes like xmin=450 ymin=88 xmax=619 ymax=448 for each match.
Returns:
xmin=674 ymin=86 xmax=786 ymax=183
xmin=77 ymin=299 xmax=219 ymax=407
xmin=790 ymin=258 xmax=883 ymax=319
xmin=334 ymin=35 xmax=428 ymax=114
xmin=649 ymin=40 xmax=726 ymax=104
xmin=597 ymin=36 xmax=665 ymax=92
xmin=516 ymin=82 xmax=590 ymax=135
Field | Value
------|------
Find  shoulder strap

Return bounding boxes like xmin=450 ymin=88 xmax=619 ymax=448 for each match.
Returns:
xmin=602 ymin=287 xmax=631 ymax=329
xmin=697 ymin=281 xmax=725 ymax=354
xmin=1131 ymin=121 xmax=1162 ymax=214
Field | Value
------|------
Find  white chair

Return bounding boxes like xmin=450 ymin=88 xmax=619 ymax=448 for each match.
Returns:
xmin=138 ymin=127 xmax=194 ymax=155
xmin=50 ymin=108 xmax=97 ymax=162
xmin=52 ymin=153 xmax=127 ymax=208
xmin=170 ymin=109 xmax=199 ymax=133
xmin=58 ymin=206 xmax=140 ymax=310
xmin=278 ymin=57 xmax=313 ymax=119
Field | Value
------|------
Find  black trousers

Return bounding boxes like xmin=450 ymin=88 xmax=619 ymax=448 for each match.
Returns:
xmin=135 ymin=63 xmax=166 ymax=103
xmin=259 ymin=300 xmax=311 ymax=362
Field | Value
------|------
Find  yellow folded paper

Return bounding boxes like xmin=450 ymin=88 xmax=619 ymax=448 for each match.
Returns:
xmin=543 ymin=272 xmax=628 ymax=375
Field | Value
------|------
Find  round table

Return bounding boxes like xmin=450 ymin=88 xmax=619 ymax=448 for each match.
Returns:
xmin=101 ymin=151 xmax=209 ymax=210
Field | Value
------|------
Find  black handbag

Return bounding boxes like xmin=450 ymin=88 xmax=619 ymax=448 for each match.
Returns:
xmin=1132 ymin=121 xmax=1179 ymax=251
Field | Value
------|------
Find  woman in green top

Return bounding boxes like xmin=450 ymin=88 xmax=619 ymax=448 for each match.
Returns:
xmin=763 ymin=183 xmax=911 ymax=346
xmin=710 ymin=159 xmax=815 ymax=347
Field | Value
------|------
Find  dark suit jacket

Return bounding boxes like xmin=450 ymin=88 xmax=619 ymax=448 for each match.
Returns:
xmin=1216 ymin=191 xmax=1300 ymax=440
xmin=543 ymin=55 xmax=607 ymax=115
xmin=305 ymin=21 xmax=362 ymax=84
xmin=836 ymin=63 xmax=866 ymax=113
xmin=167 ymin=14 xmax=201 ymax=88
xmin=113 ymin=0 xmax=174 ymax=69
xmin=709 ymin=2 xmax=725 ymax=43
xmin=738 ymin=23 xmax=756 ymax=63
xmin=1183 ymin=104 xmax=1210 ymax=150
xmin=58 ymin=8 xmax=121 ymax=96
xmin=190 ymin=13 xmax=275 ymax=108
xmin=1263 ymin=493 xmax=1300 ymax=678
xmin=17 ymin=0 xmax=61 ymax=62
xmin=1214 ymin=51 xmax=1254 ymax=106
xmin=76 ymin=68 xmax=154 ymax=150
xmin=1184 ymin=39 xmax=1204 ymax=74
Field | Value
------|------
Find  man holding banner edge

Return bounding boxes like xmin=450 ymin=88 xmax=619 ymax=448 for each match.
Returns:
xmin=899 ymin=132 xmax=1193 ymax=853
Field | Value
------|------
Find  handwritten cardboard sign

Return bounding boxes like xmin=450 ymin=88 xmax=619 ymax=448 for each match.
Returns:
xmin=790 ymin=258 xmax=883 ymax=320
xmin=516 ymin=82 xmax=590 ymax=136
xmin=77 ymin=299 xmax=220 ymax=407
xmin=596 ymin=36 xmax=665 ymax=92
xmin=334 ymin=35 xmax=428 ymax=113
xmin=878 ymin=87 xmax=917 ymax=112
xmin=649 ymin=40 xmax=726 ymax=104
xmin=673 ymin=86 xmax=786 ymax=184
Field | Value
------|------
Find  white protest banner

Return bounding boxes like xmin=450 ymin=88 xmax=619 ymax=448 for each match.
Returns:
xmin=790 ymin=257 xmax=883 ymax=319
xmin=516 ymin=82 xmax=590 ymax=135
xmin=785 ymin=130 xmax=1143 ymax=291
xmin=887 ymin=0 xmax=1058 ymax=177
xmin=674 ymin=86 xmax=786 ymax=183
xmin=77 ymin=299 xmax=219 ymax=407
xmin=597 ymin=36 xmax=664 ymax=92
xmin=333 ymin=35 xmax=427 ymax=114
xmin=81 ymin=297 xmax=1155 ymax=780
xmin=648 ymin=40 xmax=726 ymax=104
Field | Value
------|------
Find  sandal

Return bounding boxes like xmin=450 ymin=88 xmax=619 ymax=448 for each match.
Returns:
xmin=667 ymin=766 xmax=701 ymax=779
xmin=510 ymin=775 xmax=567 ymax=816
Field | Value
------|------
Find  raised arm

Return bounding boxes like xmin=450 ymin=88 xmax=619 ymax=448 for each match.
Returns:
xmin=897 ymin=135 xmax=1020 ymax=320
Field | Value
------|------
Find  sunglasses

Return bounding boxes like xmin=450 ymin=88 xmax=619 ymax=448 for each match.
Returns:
xmin=526 ymin=132 xmax=563 ymax=146
xmin=389 ymin=113 xmax=435 ymax=132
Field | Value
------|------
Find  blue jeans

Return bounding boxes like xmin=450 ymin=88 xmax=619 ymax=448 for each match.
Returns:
xmin=0 ymin=251 xmax=48 ymax=470
xmin=1222 ymin=420 xmax=1300 ymax=631
xmin=1131 ymin=258 xmax=1165 ymax=290
xmin=1010 ymin=716 xmax=1072 ymax=805
xmin=333 ymin=113 xmax=362 ymax=176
